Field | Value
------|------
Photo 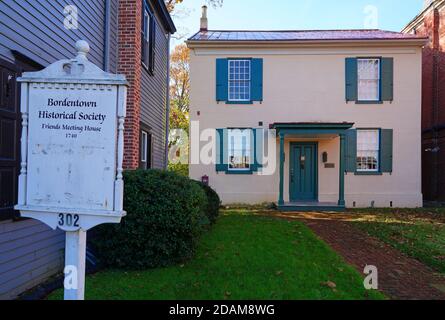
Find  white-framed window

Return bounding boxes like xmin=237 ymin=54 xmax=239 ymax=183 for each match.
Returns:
xmin=141 ymin=9 xmax=151 ymax=68
xmin=228 ymin=59 xmax=251 ymax=102
xmin=357 ymin=129 xmax=380 ymax=172
xmin=228 ymin=129 xmax=251 ymax=170
xmin=357 ymin=58 xmax=380 ymax=101
xmin=141 ymin=130 xmax=148 ymax=163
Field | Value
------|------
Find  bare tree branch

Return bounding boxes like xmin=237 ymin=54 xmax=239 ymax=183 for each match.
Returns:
xmin=165 ymin=0 xmax=223 ymax=13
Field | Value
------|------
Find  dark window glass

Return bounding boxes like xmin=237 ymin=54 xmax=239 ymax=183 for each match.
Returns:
xmin=141 ymin=2 xmax=155 ymax=74
xmin=141 ymin=9 xmax=150 ymax=68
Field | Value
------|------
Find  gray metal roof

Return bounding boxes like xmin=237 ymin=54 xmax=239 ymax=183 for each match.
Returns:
xmin=188 ymin=29 xmax=426 ymax=42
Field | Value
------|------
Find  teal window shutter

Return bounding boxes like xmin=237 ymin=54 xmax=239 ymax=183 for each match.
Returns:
xmin=215 ymin=129 xmax=227 ymax=172
xmin=345 ymin=129 xmax=357 ymax=172
xmin=345 ymin=58 xmax=358 ymax=102
xmin=381 ymin=58 xmax=394 ymax=101
xmin=380 ymin=129 xmax=393 ymax=173
xmin=251 ymin=129 xmax=263 ymax=172
xmin=216 ymin=59 xmax=228 ymax=101
xmin=251 ymin=58 xmax=263 ymax=101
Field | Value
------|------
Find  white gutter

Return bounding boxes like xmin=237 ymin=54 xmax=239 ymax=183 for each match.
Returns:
xmin=187 ymin=38 xmax=429 ymax=49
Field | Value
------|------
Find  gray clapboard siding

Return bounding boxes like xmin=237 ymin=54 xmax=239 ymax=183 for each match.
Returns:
xmin=0 ymin=241 xmax=64 ymax=274
xmin=0 ymin=222 xmax=52 ymax=244
xmin=0 ymin=219 xmax=64 ymax=300
xmin=0 ymin=226 xmax=64 ymax=256
xmin=0 ymin=0 xmax=118 ymax=73
xmin=109 ymin=0 xmax=119 ymax=72
xmin=0 ymin=0 xmax=119 ymax=300
xmin=140 ymin=12 xmax=169 ymax=169
xmin=3 ymin=265 xmax=62 ymax=300
xmin=0 ymin=249 xmax=63 ymax=287
xmin=0 ymin=216 xmax=42 ymax=233
xmin=0 ymin=253 xmax=63 ymax=300
xmin=1 ymin=233 xmax=65 ymax=265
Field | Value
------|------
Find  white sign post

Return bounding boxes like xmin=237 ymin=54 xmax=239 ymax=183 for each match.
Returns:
xmin=15 ymin=40 xmax=128 ymax=300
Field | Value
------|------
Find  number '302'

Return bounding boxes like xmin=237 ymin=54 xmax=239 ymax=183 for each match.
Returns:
xmin=58 ymin=213 xmax=80 ymax=227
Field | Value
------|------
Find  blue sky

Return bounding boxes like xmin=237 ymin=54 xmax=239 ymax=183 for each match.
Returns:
xmin=171 ymin=0 xmax=424 ymax=47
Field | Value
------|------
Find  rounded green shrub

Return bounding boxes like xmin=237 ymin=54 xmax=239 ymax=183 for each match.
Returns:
xmin=195 ymin=182 xmax=220 ymax=224
xmin=92 ymin=169 xmax=208 ymax=269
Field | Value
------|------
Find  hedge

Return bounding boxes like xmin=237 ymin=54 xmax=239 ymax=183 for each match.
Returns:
xmin=92 ymin=169 xmax=208 ymax=269
xmin=194 ymin=182 xmax=220 ymax=224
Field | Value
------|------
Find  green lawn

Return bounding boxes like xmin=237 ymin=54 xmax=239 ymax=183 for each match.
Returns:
xmin=351 ymin=208 xmax=445 ymax=274
xmin=48 ymin=210 xmax=383 ymax=300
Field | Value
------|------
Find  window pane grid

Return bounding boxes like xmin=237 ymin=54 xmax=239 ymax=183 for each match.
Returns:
xmin=357 ymin=130 xmax=380 ymax=172
xmin=229 ymin=60 xmax=251 ymax=101
xmin=228 ymin=129 xmax=251 ymax=170
xmin=358 ymin=59 xmax=380 ymax=101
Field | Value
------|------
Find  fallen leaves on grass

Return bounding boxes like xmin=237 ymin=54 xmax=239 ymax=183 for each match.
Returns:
xmin=321 ymin=281 xmax=337 ymax=289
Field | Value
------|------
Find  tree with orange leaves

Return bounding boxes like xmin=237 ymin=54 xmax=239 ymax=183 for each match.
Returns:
xmin=170 ymin=43 xmax=190 ymax=116
xmin=168 ymin=44 xmax=191 ymax=169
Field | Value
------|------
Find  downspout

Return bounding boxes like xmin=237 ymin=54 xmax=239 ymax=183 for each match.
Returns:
xmin=104 ymin=0 xmax=111 ymax=72
xmin=165 ymin=33 xmax=171 ymax=169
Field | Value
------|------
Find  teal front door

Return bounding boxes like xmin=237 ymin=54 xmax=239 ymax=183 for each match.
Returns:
xmin=290 ymin=143 xmax=317 ymax=201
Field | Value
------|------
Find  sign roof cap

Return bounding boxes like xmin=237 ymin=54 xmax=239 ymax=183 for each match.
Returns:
xmin=17 ymin=40 xmax=127 ymax=86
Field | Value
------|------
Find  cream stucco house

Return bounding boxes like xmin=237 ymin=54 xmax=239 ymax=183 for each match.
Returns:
xmin=187 ymin=10 xmax=427 ymax=210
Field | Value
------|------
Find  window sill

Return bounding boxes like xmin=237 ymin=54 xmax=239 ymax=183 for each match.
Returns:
xmin=354 ymin=171 xmax=383 ymax=176
xmin=225 ymin=101 xmax=254 ymax=105
xmin=224 ymin=170 xmax=254 ymax=175
xmin=355 ymin=100 xmax=384 ymax=105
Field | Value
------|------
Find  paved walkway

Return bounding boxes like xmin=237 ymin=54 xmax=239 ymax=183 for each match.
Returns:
xmin=266 ymin=212 xmax=445 ymax=300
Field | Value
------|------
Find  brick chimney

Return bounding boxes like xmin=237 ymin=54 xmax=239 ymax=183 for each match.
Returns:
xmin=200 ymin=5 xmax=208 ymax=31
xmin=118 ymin=0 xmax=142 ymax=169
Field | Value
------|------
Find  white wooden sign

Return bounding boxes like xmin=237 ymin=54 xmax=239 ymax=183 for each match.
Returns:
xmin=14 ymin=40 xmax=127 ymax=300
xmin=15 ymin=40 xmax=127 ymax=231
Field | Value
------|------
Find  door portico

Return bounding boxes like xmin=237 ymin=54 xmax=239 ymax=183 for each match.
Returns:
xmin=271 ymin=122 xmax=354 ymax=211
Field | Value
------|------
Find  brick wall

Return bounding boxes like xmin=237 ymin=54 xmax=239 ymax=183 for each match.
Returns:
xmin=118 ymin=0 xmax=143 ymax=169
xmin=406 ymin=3 xmax=445 ymax=201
